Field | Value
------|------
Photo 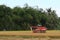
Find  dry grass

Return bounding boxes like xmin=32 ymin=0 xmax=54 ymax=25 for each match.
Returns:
xmin=0 ymin=30 xmax=60 ymax=37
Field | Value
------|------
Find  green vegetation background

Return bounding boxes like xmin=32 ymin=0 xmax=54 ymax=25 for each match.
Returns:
xmin=0 ymin=4 xmax=60 ymax=31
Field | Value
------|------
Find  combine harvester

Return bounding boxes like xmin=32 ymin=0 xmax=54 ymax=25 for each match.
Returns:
xmin=32 ymin=25 xmax=47 ymax=33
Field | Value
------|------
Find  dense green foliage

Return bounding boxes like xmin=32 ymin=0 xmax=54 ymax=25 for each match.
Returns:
xmin=0 ymin=4 xmax=60 ymax=31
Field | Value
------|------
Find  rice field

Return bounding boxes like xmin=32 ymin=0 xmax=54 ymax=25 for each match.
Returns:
xmin=0 ymin=30 xmax=60 ymax=36
xmin=0 ymin=30 xmax=60 ymax=40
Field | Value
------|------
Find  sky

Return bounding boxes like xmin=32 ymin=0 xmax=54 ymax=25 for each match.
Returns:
xmin=0 ymin=0 xmax=60 ymax=17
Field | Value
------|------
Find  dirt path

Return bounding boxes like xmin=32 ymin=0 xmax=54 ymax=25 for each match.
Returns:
xmin=0 ymin=37 xmax=60 ymax=40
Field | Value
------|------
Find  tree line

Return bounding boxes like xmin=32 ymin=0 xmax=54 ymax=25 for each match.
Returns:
xmin=0 ymin=4 xmax=60 ymax=31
